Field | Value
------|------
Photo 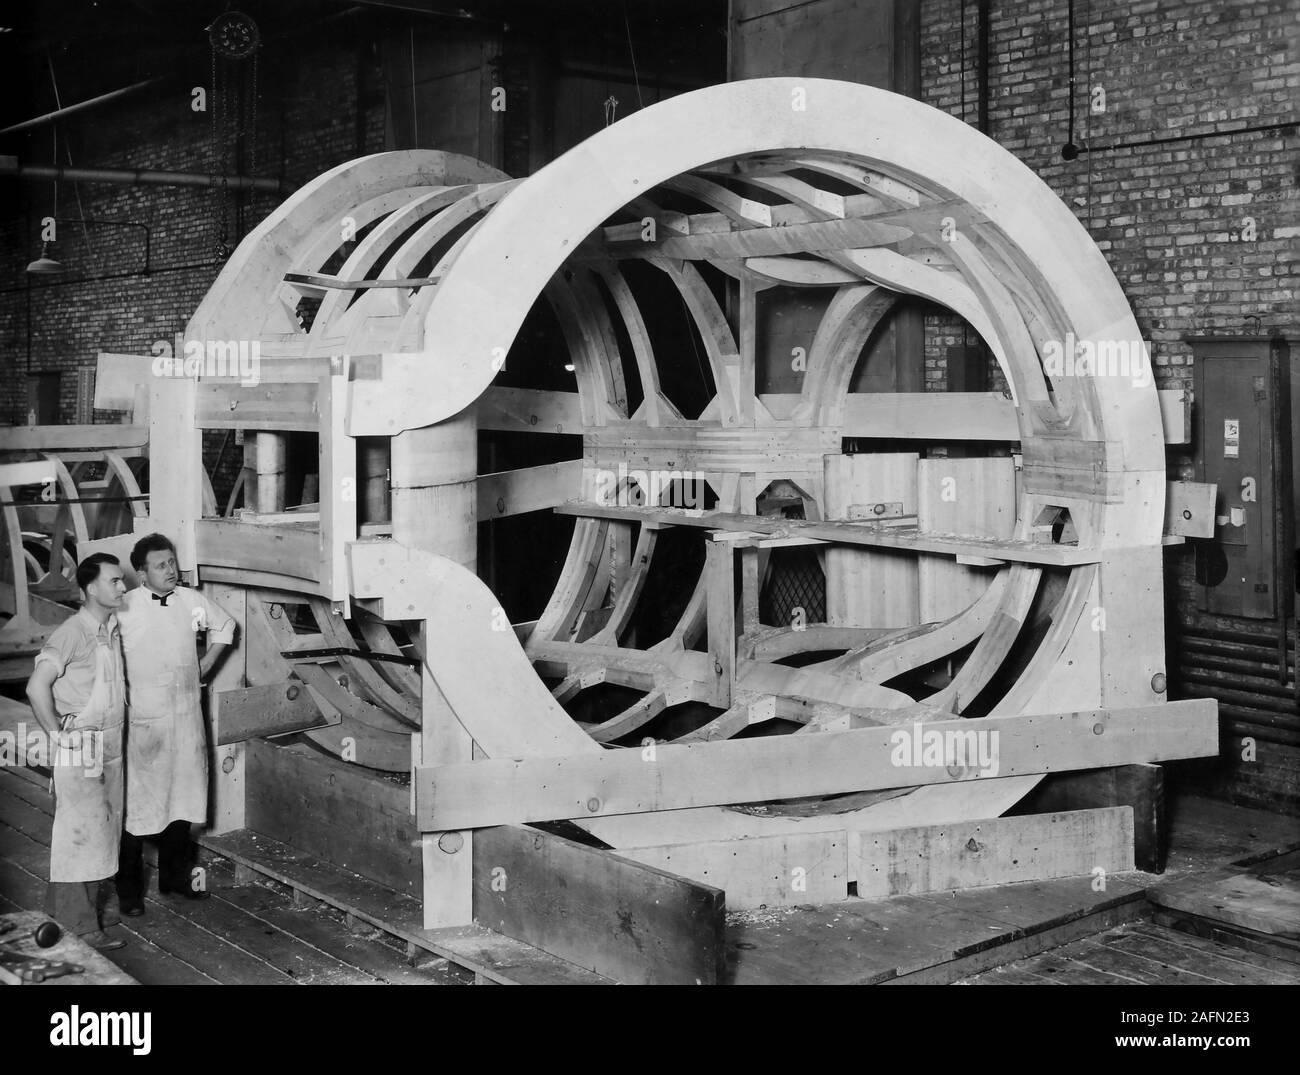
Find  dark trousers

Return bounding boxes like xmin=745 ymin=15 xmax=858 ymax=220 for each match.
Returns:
xmin=115 ymin=821 xmax=195 ymax=901
xmin=47 ymin=880 xmax=104 ymax=935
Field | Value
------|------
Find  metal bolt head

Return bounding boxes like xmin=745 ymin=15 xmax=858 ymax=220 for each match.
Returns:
xmin=437 ymin=832 xmax=464 ymax=854
xmin=221 ymin=755 xmax=236 ymax=774
xmin=586 ymin=797 xmax=601 ymax=813
xmin=1092 ymin=722 xmax=1105 ymax=735
xmin=286 ymin=684 xmax=300 ymax=701
xmin=1151 ymin=672 xmax=1168 ymax=694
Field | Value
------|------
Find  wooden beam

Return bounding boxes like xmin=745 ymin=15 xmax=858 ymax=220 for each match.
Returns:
xmin=609 ymin=215 xmax=911 ymax=262
xmin=557 ymin=501 xmax=1105 ymax=567
xmin=212 ymin=680 xmax=333 ymax=745
xmin=0 ymin=424 xmax=149 ymax=452
xmin=195 ymin=381 xmax=319 ymax=432
xmin=477 ymin=460 xmax=582 ymax=519
xmin=705 ymin=539 xmax=735 ymax=707
xmin=623 ymin=807 xmax=1134 ymax=909
xmin=472 ymin=824 xmax=725 ymax=984
xmin=414 ymin=700 xmax=1218 ymax=830
xmin=196 ymin=519 xmax=322 ymax=585
xmin=477 ymin=386 xmax=583 ymax=435
xmin=1015 ymin=763 xmax=1165 ymax=873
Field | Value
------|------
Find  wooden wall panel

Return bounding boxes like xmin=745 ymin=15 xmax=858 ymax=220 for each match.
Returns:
xmin=917 ymin=456 xmax=1016 ymax=621
xmin=245 ymin=739 xmax=421 ymax=897
xmin=824 ymin=453 xmax=919 ymax=628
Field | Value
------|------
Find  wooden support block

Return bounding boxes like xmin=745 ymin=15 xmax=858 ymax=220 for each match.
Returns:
xmin=204 ymin=581 xmax=247 ymax=835
xmin=473 ymin=824 xmax=725 ymax=984
xmin=740 ymin=546 xmax=760 ymax=633
xmin=1014 ymin=763 xmax=1165 ymax=873
xmin=420 ymin=653 xmax=475 ymax=929
xmin=854 ymin=807 xmax=1134 ymax=898
xmin=1165 ymin=479 xmax=1217 ymax=539
xmin=212 ymin=680 xmax=333 ymax=745
xmin=705 ymin=539 xmax=735 ymax=708
xmin=626 ymin=831 xmax=849 ymax=911
xmin=415 ymin=699 xmax=1218 ymax=830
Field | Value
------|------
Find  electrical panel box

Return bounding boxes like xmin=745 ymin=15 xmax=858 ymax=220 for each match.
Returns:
xmin=1190 ymin=335 xmax=1297 ymax=619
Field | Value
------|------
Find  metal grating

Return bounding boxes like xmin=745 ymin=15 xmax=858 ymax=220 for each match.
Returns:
xmin=760 ymin=546 xmax=826 ymax=628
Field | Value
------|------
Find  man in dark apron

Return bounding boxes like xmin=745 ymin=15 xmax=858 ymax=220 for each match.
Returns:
xmin=25 ymin=553 xmax=128 ymax=952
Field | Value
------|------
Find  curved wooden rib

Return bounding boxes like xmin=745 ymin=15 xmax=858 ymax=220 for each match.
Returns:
xmin=992 ymin=564 xmax=1098 ymax=716
xmin=529 ymin=517 xmax=611 ymax=645
xmin=588 ymin=526 xmax=657 ymax=647
xmin=910 ymin=563 xmax=1043 ymax=717
xmin=650 ymin=258 xmax=738 ymax=421
xmin=307 ymin=183 xmax=480 ymax=338
xmin=740 ymin=624 xmax=897 ymax=662
xmin=840 ymin=569 xmax=1010 ymax=684
xmin=354 ymin=611 xmax=422 ymax=698
xmin=102 ymin=453 xmax=147 ymax=521
xmin=0 ymin=486 xmax=31 ymax=628
xmin=306 ymin=597 xmax=421 ymax=728
xmin=42 ymin=456 xmax=89 ymax=586
xmin=587 ymin=687 xmax=669 ymax=744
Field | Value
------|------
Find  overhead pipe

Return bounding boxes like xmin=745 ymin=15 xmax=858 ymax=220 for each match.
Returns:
xmin=0 ymin=76 xmax=169 ymax=136
xmin=2 ymin=159 xmax=289 ymax=193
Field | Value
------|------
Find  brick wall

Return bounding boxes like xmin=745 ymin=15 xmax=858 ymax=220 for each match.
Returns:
xmin=918 ymin=0 xmax=1297 ymax=389
xmin=920 ymin=0 xmax=1299 ymax=804
xmin=0 ymin=30 xmax=384 ymax=433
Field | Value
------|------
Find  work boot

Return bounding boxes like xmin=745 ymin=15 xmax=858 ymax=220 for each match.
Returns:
xmin=82 ymin=930 xmax=126 ymax=952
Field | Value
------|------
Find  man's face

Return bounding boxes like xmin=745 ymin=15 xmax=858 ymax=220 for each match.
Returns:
xmin=142 ymin=548 xmax=178 ymax=594
xmin=87 ymin=562 xmax=126 ymax=610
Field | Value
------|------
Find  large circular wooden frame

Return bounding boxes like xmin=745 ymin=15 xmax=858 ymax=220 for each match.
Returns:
xmin=189 ymin=78 xmax=1166 ymax=846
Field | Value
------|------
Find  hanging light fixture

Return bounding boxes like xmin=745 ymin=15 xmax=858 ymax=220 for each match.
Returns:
xmin=26 ymin=243 xmax=64 ymax=274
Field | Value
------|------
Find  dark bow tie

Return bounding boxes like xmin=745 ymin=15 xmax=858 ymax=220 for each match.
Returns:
xmin=151 ymin=592 xmax=171 ymax=607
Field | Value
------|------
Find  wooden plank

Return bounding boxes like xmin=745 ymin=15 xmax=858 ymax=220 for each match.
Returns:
xmin=1099 ymin=922 xmax=1300 ymax=984
xmin=1060 ymin=934 xmax=1225 ymax=984
xmin=557 ymin=501 xmax=1104 ymax=566
xmin=1148 ymin=859 xmax=1300 ymax=938
xmin=705 ymin=539 xmax=735 ymax=706
xmin=195 ymin=519 xmax=322 ymax=585
xmin=415 ymin=700 xmax=1219 ymax=829
xmin=318 ymin=368 xmax=356 ymax=607
xmin=212 ymin=680 xmax=332 ymax=745
xmin=0 ymin=424 xmax=149 ymax=452
xmin=1017 ymin=764 xmax=1165 ymax=873
xmin=215 ymin=882 xmax=463 ymax=985
xmin=473 ymin=824 xmax=725 ymax=984
xmin=824 ymin=452 xmax=919 ymax=628
xmin=917 ymin=456 xmax=1015 ymax=621
xmin=200 ymin=829 xmax=611 ymax=984
xmin=627 ymin=831 xmax=848 ymax=910
xmin=1151 ymin=910 xmax=1300 ymax=970
xmin=245 ymin=739 xmax=422 ymax=898
xmin=855 ymin=808 xmax=1134 ymax=898
xmin=195 ymin=381 xmax=319 ymax=431
xmin=477 ymin=460 xmax=583 ymax=519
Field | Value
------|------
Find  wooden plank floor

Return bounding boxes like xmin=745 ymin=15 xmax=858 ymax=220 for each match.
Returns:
xmin=0 ymin=769 xmax=467 ymax=985
xmin=3 ymin=753 xmax=1297 ymax=985
xmin=725 ymin=792 xmax=1300 ymax=985
xmin=957 ymin=919 xmax=1300 ymax=984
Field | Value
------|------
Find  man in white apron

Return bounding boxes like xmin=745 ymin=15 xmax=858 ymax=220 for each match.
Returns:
xmin=114 ymin=533 xmax=236 ymax=915
xmin=25 ymin=552 xmax=128 ymax=951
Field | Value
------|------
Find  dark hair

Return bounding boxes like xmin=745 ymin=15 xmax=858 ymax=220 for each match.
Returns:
xmin=76 ymin=553 xmax=120 ymax=593
xmin=130 ymin=533 xmax=177 ymax=572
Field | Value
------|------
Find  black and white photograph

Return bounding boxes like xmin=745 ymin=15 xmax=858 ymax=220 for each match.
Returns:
xmin=0 ymin=0 xmax=1295 ymax=1030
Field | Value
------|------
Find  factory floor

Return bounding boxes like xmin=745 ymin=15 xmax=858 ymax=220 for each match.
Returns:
xmin=0 ymin=764 xmax=1296 ymax=985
